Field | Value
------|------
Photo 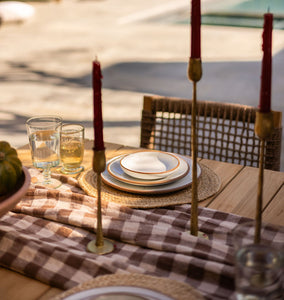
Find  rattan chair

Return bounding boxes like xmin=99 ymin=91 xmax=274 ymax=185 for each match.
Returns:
xmin=140 ymin=95 xmax=282 ymax=171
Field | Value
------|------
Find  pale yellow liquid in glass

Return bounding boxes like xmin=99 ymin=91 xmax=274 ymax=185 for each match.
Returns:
xmin=60 ymin=140 xmax=84 ymax=169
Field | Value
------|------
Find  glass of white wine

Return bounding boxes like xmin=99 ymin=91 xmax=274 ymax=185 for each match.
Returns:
xmin=26 ymin=116 xmax=62 ymax=189
xmin=60 ymin=124 xmax=84 ymax=174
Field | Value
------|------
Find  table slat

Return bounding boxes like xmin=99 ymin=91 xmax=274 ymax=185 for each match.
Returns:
xmin=206 ymin=167 xmax=284 ymax=219
xmin=262 ymin=184 xmax=284 ymax=226
xmin=0 ymin=267 xmax=62 ymax=300
xmin=197 ymin=159 xmax=244 ymax=207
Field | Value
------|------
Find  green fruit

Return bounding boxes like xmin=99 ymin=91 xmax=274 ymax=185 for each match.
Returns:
xmin=0 ymin=141 xmax=23 ymax=195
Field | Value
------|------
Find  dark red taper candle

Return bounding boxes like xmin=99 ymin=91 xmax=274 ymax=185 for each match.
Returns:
xmin=190 ymin=0 xmax=201 ymax=59
xmin=92 ymin=59 xmax=105 ymax=150
xmin=259 ymin=13 xmax=273 ymax=113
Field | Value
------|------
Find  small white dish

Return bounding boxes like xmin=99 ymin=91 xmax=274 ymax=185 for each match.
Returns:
xmin=108 ymin=155 xmax=189 ymax=187
xmin=120 ymin=151 xmax=180 ymax=180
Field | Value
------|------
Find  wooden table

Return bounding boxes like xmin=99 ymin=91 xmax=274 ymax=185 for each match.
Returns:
xmin=0 ymin=142 xmax=283 ymax=300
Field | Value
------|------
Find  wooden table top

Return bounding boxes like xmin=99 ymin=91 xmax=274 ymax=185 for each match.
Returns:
xmin=0 ymin=142 xmax=283 ymax=300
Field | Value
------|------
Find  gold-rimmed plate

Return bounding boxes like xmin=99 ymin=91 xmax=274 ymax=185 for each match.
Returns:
xmin=101 ymin=155 xmax=201 ymax=195
xmin=108 ymin=155 xmax=189 ymax=187
xmin=54 ymin=273 xmax=205 ymax=300
xmin=62 ymin=286 xmax=173 ymax=300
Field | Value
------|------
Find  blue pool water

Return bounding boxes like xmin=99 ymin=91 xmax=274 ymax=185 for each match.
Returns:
xmin=202 ymin=0 xmax=284 ymax=29
xmin=153 ymin=0 xmax=284 ymax=29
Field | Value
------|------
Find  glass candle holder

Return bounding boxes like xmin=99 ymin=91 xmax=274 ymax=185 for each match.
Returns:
xmin=233 ymin=221 xmax=284 ymax=300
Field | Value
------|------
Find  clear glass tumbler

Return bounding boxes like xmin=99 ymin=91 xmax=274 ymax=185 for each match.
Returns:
xmin=233 ymin=221 xmax=284 ymax=300
xmin=26 ymin=115 xmax=62 ymax=189
xmin=60 ymin=124 xmax=84 ymax=174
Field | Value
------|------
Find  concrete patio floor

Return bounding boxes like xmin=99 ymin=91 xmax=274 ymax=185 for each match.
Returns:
xmin=0 ymin=0 xmax=283 ymax=170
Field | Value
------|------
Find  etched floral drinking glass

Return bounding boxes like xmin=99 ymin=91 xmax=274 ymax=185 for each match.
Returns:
xmin=60 ymin=124 xmax=84 ymax=174
xmin=26 ymin=116 xmax=62 ymax=189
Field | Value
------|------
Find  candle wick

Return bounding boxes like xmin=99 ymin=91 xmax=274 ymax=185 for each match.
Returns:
xmin=267 ymin=6 xmax=270 ymax=13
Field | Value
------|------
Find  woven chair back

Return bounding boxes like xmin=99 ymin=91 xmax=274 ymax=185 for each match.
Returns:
xmin=140 ymin=95 xmax=282 ymax=171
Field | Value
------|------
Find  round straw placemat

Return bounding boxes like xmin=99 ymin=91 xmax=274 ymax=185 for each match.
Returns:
xmin=78 ymin=162 xmax=220 ymax=208
xmin=52 ymin=273 xmax=204 ymax=300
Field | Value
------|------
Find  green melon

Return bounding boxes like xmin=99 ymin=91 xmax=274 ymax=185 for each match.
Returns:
xmin=0 ymin=141 xmax=23 ymax=195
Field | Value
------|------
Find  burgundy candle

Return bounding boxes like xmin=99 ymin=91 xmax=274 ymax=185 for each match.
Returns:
xmin=259 ymin=13 xmax=273 ymax=113
xmin=92 ymin=59 xmax=105 ymax=150
xmin=190 ymin=0 xmax=201 ymax=59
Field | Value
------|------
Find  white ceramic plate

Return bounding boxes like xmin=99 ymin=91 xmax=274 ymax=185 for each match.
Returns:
xmin=102 ymin=155 xmax=201 ymax=195
xmin=63 ymin=286 xmax=174 ymax=300
xmin=120 ymin=151 xmax=180 ymax=180
xmin=108 ymin=155 xmax=189 ymax=187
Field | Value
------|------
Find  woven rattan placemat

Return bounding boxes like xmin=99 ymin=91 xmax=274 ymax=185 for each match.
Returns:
xmin=52 ymin=273 xmax=204 ymax=300
xmin=78 ymin=163 xmax=220 ymax=208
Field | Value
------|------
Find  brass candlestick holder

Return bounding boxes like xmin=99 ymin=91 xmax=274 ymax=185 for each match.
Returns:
xmin=187 ymin=58 xmax=202 ymax=236
xmin=87 ymin=149 xmax=114 ymax=254
xmin=254 ymin=111 xmax=274 ymax=244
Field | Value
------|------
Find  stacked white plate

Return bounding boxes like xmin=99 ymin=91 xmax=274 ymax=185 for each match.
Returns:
xmin=101 ymin=150 xmax=201 ymax=195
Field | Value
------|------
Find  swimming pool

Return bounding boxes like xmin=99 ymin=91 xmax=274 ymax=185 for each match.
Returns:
xmin=152 ymin=0 xmax=284 ymax=29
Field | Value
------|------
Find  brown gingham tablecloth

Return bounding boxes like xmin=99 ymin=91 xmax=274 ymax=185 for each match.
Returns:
xmin=0 ymin=168 xmax=283 ymax=300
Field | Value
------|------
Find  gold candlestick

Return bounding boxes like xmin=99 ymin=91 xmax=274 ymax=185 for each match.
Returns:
xmin=254 ymin=111 xmax=274 ymax=244
xmin=87 ymin=149 xmax=114 ymax=254
xmin=188 ymin=58 xmax=202 ymax=236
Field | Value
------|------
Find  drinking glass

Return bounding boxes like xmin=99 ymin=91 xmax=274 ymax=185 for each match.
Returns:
xmin=60 ymin=124 xmax=84 ymax=174
xmin=26 ymin=116 xmax=62 ymax=189
xmin=233 ymin=221 xmax=284 ymax=300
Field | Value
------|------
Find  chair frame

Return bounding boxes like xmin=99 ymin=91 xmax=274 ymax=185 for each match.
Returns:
xmin=140 ymin=95 xmax=282 ymax=171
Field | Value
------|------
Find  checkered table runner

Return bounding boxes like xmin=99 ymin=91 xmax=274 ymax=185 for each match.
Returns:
xmin=0 ymin=168 xmax=283 ymax=300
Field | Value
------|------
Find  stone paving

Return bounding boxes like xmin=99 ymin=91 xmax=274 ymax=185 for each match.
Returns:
xmin=0 ymin=0 xmax=283 ymax=169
